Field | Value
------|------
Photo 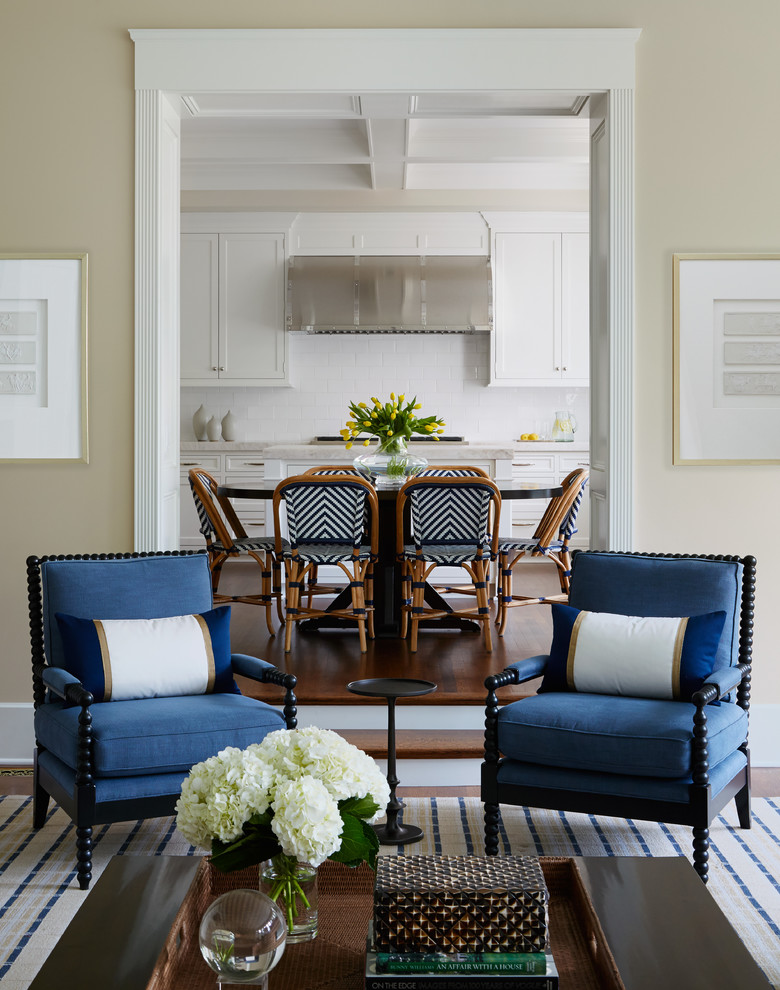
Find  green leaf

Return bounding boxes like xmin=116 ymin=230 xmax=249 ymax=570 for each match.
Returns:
xmin=210 ymin=826 xmax=282 ymax=873
xmin=339 ymin=795 xmax=380 ymax=820
xmin=329 ymin=811 xmax=380 ymax=869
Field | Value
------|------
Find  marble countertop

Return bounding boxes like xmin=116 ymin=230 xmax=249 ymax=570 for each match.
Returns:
xmin=261 ymin=441 xmax=517 ymax=460
xmin=180 ymin=440 xmax=588 ymax=456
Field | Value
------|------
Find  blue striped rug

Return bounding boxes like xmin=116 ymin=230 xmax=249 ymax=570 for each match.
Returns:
xmin=2 ymin=795 xmax=779 ymax=988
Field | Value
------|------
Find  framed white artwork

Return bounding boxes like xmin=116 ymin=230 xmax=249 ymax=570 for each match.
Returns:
xmin=673 ymin=253 xmax=780 ymax=465
xmin=0 ymin=253 xmax=88 ymax=463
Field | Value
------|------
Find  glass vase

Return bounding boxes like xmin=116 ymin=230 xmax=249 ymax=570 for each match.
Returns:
xmin=353 ymin=435 xmax=428 ymax=488
xmin=260 ymin=854 xmax=318 ymax=943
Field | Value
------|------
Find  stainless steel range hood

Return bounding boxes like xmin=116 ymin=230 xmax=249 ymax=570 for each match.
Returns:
xmin=287 ymin=255 xmax=492 ymax=334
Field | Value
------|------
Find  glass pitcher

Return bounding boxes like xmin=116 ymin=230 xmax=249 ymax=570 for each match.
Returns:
xmin=551 ymin=410 xmax=577 ymax=441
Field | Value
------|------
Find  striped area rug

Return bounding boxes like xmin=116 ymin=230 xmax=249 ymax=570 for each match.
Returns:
xmin=2 ymin=795 xmax=779 ymax=989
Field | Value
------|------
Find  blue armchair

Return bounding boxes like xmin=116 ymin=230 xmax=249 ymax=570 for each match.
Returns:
xmin=27 ymin=551 xmax=298 ymax=889
xmin=482 ymin=551 xmax=755 ymax=882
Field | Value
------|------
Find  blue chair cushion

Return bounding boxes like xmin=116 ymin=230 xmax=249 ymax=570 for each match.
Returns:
xmin=496 ymin=748 xmax=748 ymax=804
xmin=41 ymin=555 xmax=215 ymax=670
xmin=54 ymin=605 xmax=237 ymax=702
xmin=497 ymin=693 xmax=748 ymax=779
xmin=568 ymin=552 xmax=743 ymax=671
xmin=539 ymin=603 xmax=726 ymax=701
xmin=34 ymin=693 xmax=286 ymax=776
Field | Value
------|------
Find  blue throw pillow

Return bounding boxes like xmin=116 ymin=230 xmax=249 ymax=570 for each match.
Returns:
xmin=54 ymin=605 xmax=238 ymax=702
xmin=539 ymin=603 xmax=726 ymax=701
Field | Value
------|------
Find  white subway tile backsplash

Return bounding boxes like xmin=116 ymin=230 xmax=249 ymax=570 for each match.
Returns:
xmin=181 ymin=334 xmax=590 ymax=443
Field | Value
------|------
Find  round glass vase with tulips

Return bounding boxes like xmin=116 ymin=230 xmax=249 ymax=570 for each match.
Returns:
xmin=343 ymin=393 xmax=446 ymax=487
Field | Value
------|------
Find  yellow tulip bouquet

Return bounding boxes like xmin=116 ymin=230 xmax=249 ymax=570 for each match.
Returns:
xmin=341 ymin=393 xmax=446 ymax=449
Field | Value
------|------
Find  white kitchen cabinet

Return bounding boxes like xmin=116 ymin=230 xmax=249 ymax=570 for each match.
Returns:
xmin=511 ymin=446 xmax=590 ymax=550
xmin=181 ymin=232 xmax=288 ymax=386
xmin=491 ymin=231 xmax=589 ymax=386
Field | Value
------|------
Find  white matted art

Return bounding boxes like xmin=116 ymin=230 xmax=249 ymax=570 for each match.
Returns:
xmin=0 ymin=254 xmax=88 ymax=462
xmin=673 ymin=253 xmax=780 ymax=465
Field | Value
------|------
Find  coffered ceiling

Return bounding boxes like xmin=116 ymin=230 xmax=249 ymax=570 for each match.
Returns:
xmin=179 ymin=91 xmax=590 ymax=193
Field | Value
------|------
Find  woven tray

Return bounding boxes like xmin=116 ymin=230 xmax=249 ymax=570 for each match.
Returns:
xmin=147 ymin=857 xmax=624 ymax=990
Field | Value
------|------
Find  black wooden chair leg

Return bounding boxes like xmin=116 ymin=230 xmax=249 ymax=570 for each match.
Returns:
xmin=735 ymin=781 xmax=752 ymax=829
xmin=76 ymin=825 xmax=93 ymax=890
xmin=484 ymin=802 xmax=501 ymax=856
xmin=692 ymin=826 xmax=710 ymax=884
xmin=32 ymin=751 xmax=49 ymax=828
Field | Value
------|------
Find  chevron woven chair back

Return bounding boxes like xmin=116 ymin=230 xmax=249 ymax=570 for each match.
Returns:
xmin=418 ymin=465 xmax=490 ymax=478
xmin=532 ymin=468 xmax=589 ymax=551
xmin=405 ymin=479 xmax=495 ymax=549
xmin=188 ymin=468 xmax=243 ymax=549
xmin=559 ymin=472 xmax=588 ymax=540
xmin=281 ymin=477 xmax=369 ymax=547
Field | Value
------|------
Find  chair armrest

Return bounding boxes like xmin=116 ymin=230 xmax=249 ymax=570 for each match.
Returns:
xmin=505 ymin=655 xmax=550 ymax=684
xmin=691 ymin=663 xmax=748 ymax=707
xmin=231 ymin=653 xmax=277 ymax=681
xmin=41 ymin=666 xmax=94 ymax=707
xmin=230 ymin=654 xmax=298 ymax=730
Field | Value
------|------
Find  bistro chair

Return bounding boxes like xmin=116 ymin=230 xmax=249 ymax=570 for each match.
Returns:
xmin=273 ymin=473 xmax=379 ymax=653
xmin=27 ymin=551 xmax=297 ymax=889
xmin=417 ymin=465 xmax=493 ymax=600
xmin=188 ymin=468 xmax=285 ymax=635
xmin=483 ymin=550 xmax=755 ymax=884
xmin=396 ymin=475 xmax=501 ymax=652
xmin=495 ymin=468 xmax=589 ymax=636
xmin=301 ymin=465 xmax=371 ymax=608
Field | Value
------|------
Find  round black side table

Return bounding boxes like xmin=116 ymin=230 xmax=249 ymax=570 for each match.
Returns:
xmin=347 ymin=677 xmax=437 ymax=845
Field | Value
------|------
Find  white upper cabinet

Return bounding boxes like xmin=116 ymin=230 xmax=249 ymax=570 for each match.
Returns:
xmin=181 ymin=231 xmax=288 ymax=386
xmin=491 ymin=229 xmax=589 ymax=386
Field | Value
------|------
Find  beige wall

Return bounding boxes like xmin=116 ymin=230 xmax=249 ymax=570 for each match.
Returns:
xmin=2 ymin=3 xmax=779 ymax=732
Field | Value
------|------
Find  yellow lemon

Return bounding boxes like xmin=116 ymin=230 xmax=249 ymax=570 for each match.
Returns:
xmin=529 ymin=433 xmax=539 ymax=441
xmin=520 ymin=433 xmax=530 ymax=441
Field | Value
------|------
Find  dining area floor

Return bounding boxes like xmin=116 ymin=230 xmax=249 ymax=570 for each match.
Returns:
xmin=228 ymin=557 xmax=557 ymax=711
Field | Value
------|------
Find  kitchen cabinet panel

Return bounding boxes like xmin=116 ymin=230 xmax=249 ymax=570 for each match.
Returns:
xmin=491 ymin=231 xmax=589 ymax=386
xmin=181 ymin=232 xmax=288 ymax=386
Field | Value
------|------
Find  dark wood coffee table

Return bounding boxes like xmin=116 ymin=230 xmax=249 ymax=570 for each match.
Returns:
xmin=28 ymin=854 xmax=771 ymax=990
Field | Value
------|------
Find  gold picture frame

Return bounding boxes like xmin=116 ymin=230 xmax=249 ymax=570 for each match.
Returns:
xmin=0 ymin=253 xmax=88 ymax=463
xmin=673 ymin=252 xmax=780 ymax=465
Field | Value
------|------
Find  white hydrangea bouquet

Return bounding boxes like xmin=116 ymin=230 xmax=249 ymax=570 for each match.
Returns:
xmin=175 ymin=727 xmax=390 ymax=935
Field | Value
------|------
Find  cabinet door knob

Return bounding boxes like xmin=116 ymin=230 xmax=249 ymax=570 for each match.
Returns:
xmin=212 ymin=366 xmax=218 ymax=371
xmin=219 ymin=366 xmax=225 ymax=372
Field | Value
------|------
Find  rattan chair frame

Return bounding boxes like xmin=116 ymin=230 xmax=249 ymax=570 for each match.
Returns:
xmin=273 ymin=473 xmax=379 ymax=653
xmin=496 ymin=468 xmax=589 ymax=635
xmin=395 ymin=475 xmax=501 ymax=652
xmin=188 ymin=468 xmax=284 ymax=635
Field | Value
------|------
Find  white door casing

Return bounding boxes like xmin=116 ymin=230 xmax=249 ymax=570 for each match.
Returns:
xmin=130 ymin=28 xmax=639 ymax=552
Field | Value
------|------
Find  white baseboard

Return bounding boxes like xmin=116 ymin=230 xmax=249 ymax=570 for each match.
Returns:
xmin=4 ymin=702 xmax=780 ymax=780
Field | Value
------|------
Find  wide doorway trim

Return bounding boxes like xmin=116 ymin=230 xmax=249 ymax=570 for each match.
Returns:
xmin=130 ymin=27 xmax=640 ymax=551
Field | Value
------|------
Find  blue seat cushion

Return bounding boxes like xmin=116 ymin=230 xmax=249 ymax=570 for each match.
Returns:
xmin=496 ymin=749 xmax=748 ymax=805
xmin=34 ymin=694 xmax=285 ymax=777
xmin=497 ymin=693 xmax=748 ymax=779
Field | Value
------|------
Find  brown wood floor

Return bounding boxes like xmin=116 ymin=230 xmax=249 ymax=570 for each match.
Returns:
xmin=6 ymin=559 xmax=777 ymax=797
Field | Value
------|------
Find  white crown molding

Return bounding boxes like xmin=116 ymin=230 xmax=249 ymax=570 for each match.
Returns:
xmin=129 ymin=28 xmax=642 ymax=94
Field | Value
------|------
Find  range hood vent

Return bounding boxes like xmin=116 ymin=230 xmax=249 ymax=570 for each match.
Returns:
xmin=287 ymin=255 xmax=492 ymax=334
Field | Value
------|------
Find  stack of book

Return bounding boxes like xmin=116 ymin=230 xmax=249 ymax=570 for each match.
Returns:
xmin=365 ymin=928 xmax=559 ymax=989
xmin=365 ymin=855 xmax=558 ymax=989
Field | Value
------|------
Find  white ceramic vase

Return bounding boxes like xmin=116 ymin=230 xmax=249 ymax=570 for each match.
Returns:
xmin=192 ymin=404 xmax=209 ymax=441
xmin=206 ymin=416 xmax=221 ymax=442
xmin=221 ymin=410 xmax=237 ymax=442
